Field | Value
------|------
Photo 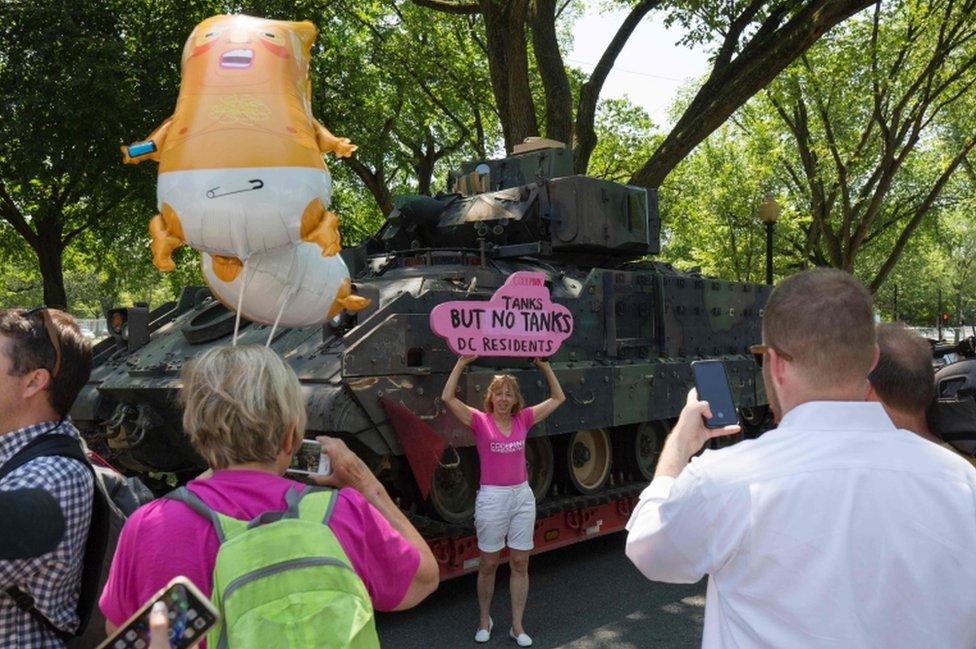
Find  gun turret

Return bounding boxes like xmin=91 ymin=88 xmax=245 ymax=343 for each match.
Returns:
xmin=374 ymin=143 xmax=660 ymax=267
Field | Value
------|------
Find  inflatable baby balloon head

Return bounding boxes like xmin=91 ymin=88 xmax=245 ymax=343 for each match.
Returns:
xmin=122 ymin=14 xmax=357 ymax=273
xmin=203 ymin=242 xmax=370 ymax=330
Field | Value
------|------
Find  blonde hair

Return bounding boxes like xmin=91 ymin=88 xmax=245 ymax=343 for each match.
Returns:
xmin=483 ymin=374 xmax=524 ymax=414
xmin=181 ymin=345 xmax=306 ymax=469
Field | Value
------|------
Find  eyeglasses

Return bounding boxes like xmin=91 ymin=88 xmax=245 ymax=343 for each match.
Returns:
xmin=749 ymin=344 xmax=793 ymax=368
xmin=23 ymin=307 xmax=61 ymax=379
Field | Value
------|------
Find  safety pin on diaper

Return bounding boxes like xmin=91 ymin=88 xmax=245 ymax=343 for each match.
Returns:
xmin=206 ymin=178 xmax=264 ymax=199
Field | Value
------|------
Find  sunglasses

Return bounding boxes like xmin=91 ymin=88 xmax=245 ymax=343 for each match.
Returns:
xmin=23 ymin=307 xmax=62 ymax=379
xmin=749 ymin=344 xmax=794 ymax=368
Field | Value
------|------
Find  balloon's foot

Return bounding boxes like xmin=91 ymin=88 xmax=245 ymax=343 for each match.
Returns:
xmin=300 ymin=199 xmax=341 ymax=256
xmin=212 ymin=255 xmax=243 ymax=282
xmin=327 ymin=278 xmax=371 ymax=319
xmin=149 ymin=205 xmax=185 ymax=272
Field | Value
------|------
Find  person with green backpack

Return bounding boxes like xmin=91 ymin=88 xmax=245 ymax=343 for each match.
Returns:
xmin=98 ymin=345 xmax=439 ymax=648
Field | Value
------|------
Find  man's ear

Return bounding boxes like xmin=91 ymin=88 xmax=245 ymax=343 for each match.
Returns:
xmin=864 ymin=382 xmax=880 ymax=402
xmin=868 ymin=343 xmax=880 ymax=374
xmin=768 ymin=348 xmax=788 ymax=388
xmin=22 ymin=368 xmax=51 ymax=400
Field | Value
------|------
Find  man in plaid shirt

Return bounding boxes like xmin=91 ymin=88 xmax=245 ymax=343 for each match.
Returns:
xmin=0 ymin=308 xmax=93 ymax=648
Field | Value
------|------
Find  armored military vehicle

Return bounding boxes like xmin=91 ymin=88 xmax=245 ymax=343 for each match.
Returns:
xmin=72 ymin=142 xmax=771 ymax=527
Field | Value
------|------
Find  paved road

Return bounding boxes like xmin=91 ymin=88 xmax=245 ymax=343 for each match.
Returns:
xmin=377 ymin=531 xmax=706 ymax=649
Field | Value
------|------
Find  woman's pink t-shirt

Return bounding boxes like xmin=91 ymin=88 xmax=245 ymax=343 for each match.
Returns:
xmin=98 ymin=469 xmax=421 ymax=628
xmin=470 ymin=406 xmax=534 ymax=486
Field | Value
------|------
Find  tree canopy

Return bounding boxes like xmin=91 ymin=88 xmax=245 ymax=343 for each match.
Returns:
xmin=6 ymin=0 xmax=964 ymax=323
xmin=660 ymin=0 xmax=976 ymax=323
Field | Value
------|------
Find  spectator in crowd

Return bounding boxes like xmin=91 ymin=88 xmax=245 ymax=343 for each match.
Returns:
xmin=441 ymin=355 xmax=565 ymax=647
xmin=625 ymin=268 xmax=976 ymax=648
xmin=867 ymin=322 xmax=942 ymax=442
xmin=0 ymin=307 xmax=94 ymax=647
xmin=99 ymin=345 xmax=439 ymax=641
xmin=867 ymin=322 xmax=976 ymax=467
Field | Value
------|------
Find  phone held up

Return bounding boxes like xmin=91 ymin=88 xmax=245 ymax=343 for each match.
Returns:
xmin=691 ymin=360 xmax=739 ymax=429
xmin=97 ymin=576 xmax=217 ymax=649
xmin=286 ymin=438 xmax=332 ymax=477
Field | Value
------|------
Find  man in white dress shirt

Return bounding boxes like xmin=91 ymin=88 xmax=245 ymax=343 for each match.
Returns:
xmin=625 ymin=268 xmax=976 ymax=648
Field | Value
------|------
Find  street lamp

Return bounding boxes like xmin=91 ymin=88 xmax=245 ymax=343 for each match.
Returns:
xmin=757 ymin=194 xmax=781 ymax=285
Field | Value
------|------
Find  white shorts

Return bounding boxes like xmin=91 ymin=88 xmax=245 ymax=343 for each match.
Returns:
xmin=474 ymin=482 xmax=536 ymax=553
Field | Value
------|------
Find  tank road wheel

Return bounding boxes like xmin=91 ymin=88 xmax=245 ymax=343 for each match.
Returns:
xmin=428 ymin=447 xmax=479 ymax=525
xmin=634 ymin=421 xmax=667 ymax=481
xmin=565 ymin=428 xmax=612 ymax=495
xmin=525 ymin=436 xmax=554 ymax=501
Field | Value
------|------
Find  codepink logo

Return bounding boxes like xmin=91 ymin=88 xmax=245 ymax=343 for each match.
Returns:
xmin=429 ymin=271 xmax=574 ymax=357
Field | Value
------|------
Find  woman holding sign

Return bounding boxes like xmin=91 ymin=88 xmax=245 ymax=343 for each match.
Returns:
xmin=441 ymin=355 xmax=565 ymax=647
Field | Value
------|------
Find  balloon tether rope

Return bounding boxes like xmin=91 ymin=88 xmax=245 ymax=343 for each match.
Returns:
xmin=231 ymin=257 xmax=252 ymax=346
xmin=266 ymin=287 xmax=297 ymax=347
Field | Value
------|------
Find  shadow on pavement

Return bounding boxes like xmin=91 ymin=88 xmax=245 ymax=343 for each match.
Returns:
xmin=377 ymin=531 xmax=706 ymax=648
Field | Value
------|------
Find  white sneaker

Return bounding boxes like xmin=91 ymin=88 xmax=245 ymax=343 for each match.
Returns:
xmin=510 ymin=629 xmax=532 ymax=647
xmin=475 ymin=617 xmax=493 ymax=643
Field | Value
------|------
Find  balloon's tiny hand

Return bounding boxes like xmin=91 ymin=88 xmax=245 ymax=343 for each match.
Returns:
xmin=333 ymin=138 xmax=358 ymax=158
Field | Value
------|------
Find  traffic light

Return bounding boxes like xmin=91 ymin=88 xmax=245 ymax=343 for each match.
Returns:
xmin=942 ymin=312 xmax=951 ymax=324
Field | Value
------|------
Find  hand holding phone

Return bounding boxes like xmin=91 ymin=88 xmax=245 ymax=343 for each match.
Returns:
xmin=691 ymin=360 xmax=739 ymax=428
xmin=148 ymin=602 xmax=172 ymax=649
xmin=97 ymin=577 xmax=217 ymax=649
xmin=654 ymin=387 xmax=743 ymax=479
xmin=287 ymin=439 xmax=333 ymax=476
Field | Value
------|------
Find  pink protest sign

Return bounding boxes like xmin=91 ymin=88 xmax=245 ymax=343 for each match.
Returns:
xmin=429 ymin=271 xmax=574 ymax=357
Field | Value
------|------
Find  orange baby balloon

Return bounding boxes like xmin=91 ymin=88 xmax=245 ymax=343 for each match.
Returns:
xmin=121 ymin=14 xmax=356 ymax=272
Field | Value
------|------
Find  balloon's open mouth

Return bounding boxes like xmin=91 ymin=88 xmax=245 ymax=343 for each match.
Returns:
xmin=220 ymin=49 xmax=254 ymax=69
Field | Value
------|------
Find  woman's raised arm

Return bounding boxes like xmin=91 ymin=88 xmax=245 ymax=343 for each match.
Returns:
xmin=530 ymin=358 xmax=566 ymax=425
xmin=441 ymin=355 xmax=478 ymax=427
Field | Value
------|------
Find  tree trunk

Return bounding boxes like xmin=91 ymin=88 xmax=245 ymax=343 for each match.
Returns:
xmin=416 ymin=130 xmax=438 ymax=196
xmin=34 ymin=232 xmax=67 ymax=309
xmin=481 ymin=0 xmax=537 ymax=151
xmin=529 ymin=0 xmax=572 ymax=144
xmin=573 ymin=0 xmax=660 ymax=174
xmin=344 ymin=158 xmax=394 ymax=216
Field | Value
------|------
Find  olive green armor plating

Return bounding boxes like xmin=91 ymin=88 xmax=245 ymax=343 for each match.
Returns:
xmin=70 ymin=145 xmax=770 ymax=525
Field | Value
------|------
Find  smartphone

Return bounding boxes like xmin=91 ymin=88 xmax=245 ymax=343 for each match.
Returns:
xmin=97 ymin=576 xmax=217 ymax=649
xmin=126 ymin=141 xmax=157 ymax=157
xmin=286 ymin=438 xmax=332 ymax=476
xmin=691 ymin=360 xmax=738 ymax=428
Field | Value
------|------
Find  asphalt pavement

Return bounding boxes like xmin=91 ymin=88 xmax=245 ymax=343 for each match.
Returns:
xmin=376 ymin=531 xmax=707 ymax=649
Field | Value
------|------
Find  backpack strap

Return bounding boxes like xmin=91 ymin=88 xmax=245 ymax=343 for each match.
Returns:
xmin=165 ymin=487 xmax=226 ymax=542
xmin=246 ymin=486 xmax=303 ymax=528
xmin=0 ymin=432 xmax=87 ymax=481
xmin=244 ymin=486 xmax=337 ymax=529
xmin=0 ymin=432 xmax=94 ymax=642
xmin=6 ymin=586 xmax=73 ymax=643
xmin=297 ymin=487 xmax=339 ymax=525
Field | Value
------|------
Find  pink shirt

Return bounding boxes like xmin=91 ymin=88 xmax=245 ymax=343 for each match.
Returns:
xmin=471 ymin=406 xmax=534 ymax=486
xmin=99 ymin=469 xmax=421 ymax=629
